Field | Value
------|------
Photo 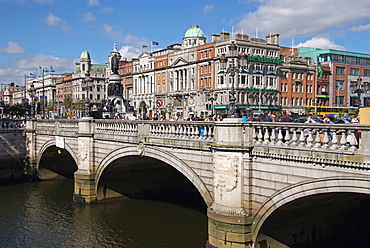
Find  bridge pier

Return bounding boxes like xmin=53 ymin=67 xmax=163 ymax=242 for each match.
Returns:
xmin=73 ymin=117 xmax=97 ymax=204
xmin=24 ymin=120 xmax=38 ymax=178
xmin=207 ymin=119 xmax=253 ymax=247
xmin=207 ymin=209 xmax=252 ymax=248
xmin=73 ymin=171 xmax=97 ymax=204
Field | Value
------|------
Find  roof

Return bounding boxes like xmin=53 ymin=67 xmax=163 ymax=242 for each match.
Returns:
xmin=80 ymin=50 xmax=91 ymax=61
xmin=184 ymin=25 xmax=205 ymax=38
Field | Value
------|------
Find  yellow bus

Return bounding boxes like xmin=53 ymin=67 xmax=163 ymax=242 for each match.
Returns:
xmin=305 ymin=106 xmax=358 ymax=119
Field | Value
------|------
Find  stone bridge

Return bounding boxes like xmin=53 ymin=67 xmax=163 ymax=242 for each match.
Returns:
xmin=25 ymin=118 xmax=370 ymax=248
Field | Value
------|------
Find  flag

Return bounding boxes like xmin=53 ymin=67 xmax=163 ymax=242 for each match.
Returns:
xmin=317 ymin=62 xmax=323 ymax=78
xmin=50 ymin=66 xmax=54 ymax=72
xmin=142 ymin=44 xmax=148 ymax=48
xmin=152 ymin=41 xmax=159 ymax=46
xmin=30 ymin=73 xmax=36 ymax=76
xmin=39 ymin=66 xmax=42 ymax=69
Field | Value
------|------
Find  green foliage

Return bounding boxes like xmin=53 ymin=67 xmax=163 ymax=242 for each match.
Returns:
xmin=1 ymin=103 xmax=30 ymax=117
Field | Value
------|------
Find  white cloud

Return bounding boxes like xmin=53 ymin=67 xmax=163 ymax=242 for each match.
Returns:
xmin=44 ymin=13 xmax=72 ymax=35
xmin=351 ymin=24 xmax=370 ymax=32
xmin=101 ymin=24 xmax=150 ymax=60
xmin=0 ymin=41 xmax=26 ymax=54
xmin=87 ymin=0 xmax=99 ymax=6
xmin=0 ymin=54 xmax=73 ymax=83
xmin=118 ymin=46 xmax=142 ymax=61
xmin=236 ymin=0 xmax=370 ymax=38
xmin=99 ymin=7 xmax=114 ymax=13
xmin=296 ymin=36 xmax=346 ymax=50
xmin=82 ymin=12 xmax=97 ymax=22
xmin=203 ymin=4 xmax=215 ymax=15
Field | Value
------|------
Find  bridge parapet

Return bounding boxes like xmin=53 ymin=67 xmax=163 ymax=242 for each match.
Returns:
xmin=248 ymin=122 xmax=368 ymax=151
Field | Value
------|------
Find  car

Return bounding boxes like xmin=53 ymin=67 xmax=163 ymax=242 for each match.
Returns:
xmin=292 ymin=117 xmax=307 ymax=123
xmin=333 ymin=118 xmax=351 ymax=124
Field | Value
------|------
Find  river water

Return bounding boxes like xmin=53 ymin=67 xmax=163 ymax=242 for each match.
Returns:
xmin=0 ymin=179 xmax=208 ymax=248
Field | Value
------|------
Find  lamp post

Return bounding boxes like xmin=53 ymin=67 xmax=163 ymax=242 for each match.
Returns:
xmin=203 ymin=89 xmax=216 ymax=116
xmin=41 ymin=67 xmax=55 ymax=118
xmin=24 ymin=74 xmax=36 ymax=105
xmin=81 ymin=72 xmax=93 ymax=117
xmin=350 ymin=76 xmax=369 ymax=110
xmin=219 ymin=41 xmax=247 ymax=118
xmin=28 ymin=82 xmax=36 ymax=118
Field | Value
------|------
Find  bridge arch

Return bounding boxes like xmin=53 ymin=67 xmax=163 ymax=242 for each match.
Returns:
xmin=252 ymin=176 xmax=370 ymax=244
xmin=95 ymin=145 xmax=213 ymax=206
xmin=37 ymin=140 xmax=78 ymax=179
xmin=38 ymin=140 xmax=78 ymax=167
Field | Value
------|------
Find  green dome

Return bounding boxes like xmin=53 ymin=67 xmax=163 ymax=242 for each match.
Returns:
xmin=80 ymin=50 xmax=90 ymax=61
xmin=184 ymin=25 xmax=205 ymax=38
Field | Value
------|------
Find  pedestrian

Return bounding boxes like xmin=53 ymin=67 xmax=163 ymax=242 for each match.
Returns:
xmin=262 ymin=112 xmax=272 ymax=122
xmin=241 ymin=114 xmax=248 ymax=122
xmin=279 ymin=111 xmax=292 ymax=122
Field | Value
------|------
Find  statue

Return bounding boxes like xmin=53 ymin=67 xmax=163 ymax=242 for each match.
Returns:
xmin=111 ymin=54 xmax=119 ymax=74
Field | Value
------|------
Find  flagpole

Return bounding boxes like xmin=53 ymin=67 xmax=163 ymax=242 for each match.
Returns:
xmin=314 ymin=56 xmax=319 ymax=116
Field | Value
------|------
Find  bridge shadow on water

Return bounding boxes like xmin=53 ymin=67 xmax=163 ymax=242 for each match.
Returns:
xmin=260 ymin=192 xmax=370 ymax=248
xmin=38 ymin=148 xmax=207 ymax=213
xmin=98 ymin=155 xmax=208 ymax=214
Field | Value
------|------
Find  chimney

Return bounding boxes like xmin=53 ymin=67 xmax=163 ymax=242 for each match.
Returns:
xmin=235 ymin=33 xmax=249 ymax=40
xmin=212 ymin=33 xmax=220 ymax=42
xmin=266 ymin=33 xmax=280 ymax=45
xmin=220 ymin=31 xmax=230 ymax=41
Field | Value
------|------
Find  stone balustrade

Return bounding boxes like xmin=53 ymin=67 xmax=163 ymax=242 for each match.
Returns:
xmin=27 ymin=119 xmax=370 ymax=154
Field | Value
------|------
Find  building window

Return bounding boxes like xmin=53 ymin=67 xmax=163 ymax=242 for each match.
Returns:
xmin=336 ymin=96 xmax=344 ymax=105
xmin=336 ymin=80 xmax=344 ymax=90
xmin=350 ymin=68 xmax=359 ymax=76
xmin=336 ymin=67 xmax=345 ymax=75
xmin=365 ymin=69 xmax=370 ymax=77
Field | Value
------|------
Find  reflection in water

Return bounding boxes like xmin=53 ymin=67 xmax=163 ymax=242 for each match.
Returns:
xmin=0 ymin=179 xmax=207 ymax=248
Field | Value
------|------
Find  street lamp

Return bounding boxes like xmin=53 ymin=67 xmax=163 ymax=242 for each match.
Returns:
xmin=203 ymin=88 xmax=217 ymax=116
xmin=220 ymin=41 xmax=247 ymax=118
xmin=28 ymin=82 xmax=36 ymax=118
xmin=350 ymin=76 xmax=369 ymax=109
xmin=24 ymin=74 xmax=36 ymax=106
xmin=81 ymin=72 xmax=93 ymax=117
xmin=41 ymin=67 xmax=55 ymax=118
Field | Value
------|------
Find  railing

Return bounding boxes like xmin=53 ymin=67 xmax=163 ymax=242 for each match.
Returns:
xmin=0 ymin=119 xmax=25 ymax=129
xmin=149 ymin=121 xmax=214 ymax=140
xmin=94 ymin=119 xmax=138 ymax=136
xmin=28 ymin=119 xmax=370 ymax=152
xmin=249 ymin=122 xmax=364 ymax=151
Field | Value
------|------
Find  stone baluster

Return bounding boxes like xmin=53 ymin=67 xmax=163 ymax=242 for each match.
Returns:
xmin=284 ymin=127 xmax=291 ymax=146
xmin=165 ymin=124 xmax=170 ymax=136
xmin=270 ymin=127 xmax=277 ymax=145
xmin=339 ymin=130 xmax=347 ymax=150
xmin=306 ymin=129 xmax=314 ymax=148
xmin=298 ymin=128 xmax=305 ymax=147
xmin=276 ymin=128 xmax=283 ymax=146
xmin=252 ymin=126 xmax=257 ymax=143
xmin=321 ymin=130 xmax=329 ymax=149
xmin=330 ymin=130 xmax=339 ymax=150
xmin=178 ymin=124 xmax=184 ymax=138
xmin=208 ymin=126 xmax=215 ymax=141
xmin=202 ymin=125 xmax=208 ymax=140
xmin=348 ymin=131 xmax=358 ymax=151
xmin=263 ymin=128 xmax=270 ymax=145
xmin=291 ymin=128 xmax=298 ymax=147
xmin=313 ymin=129 xmax=322 ymax=148
xmin=194 ymin=125 xmax=199 ymax=139
xmin=170 ymin=124 xmax=176 ymax=137
xmin=257 ymin=127 xmax=263 ymax=144
xmin=187 ymin=125 xmax=192 ymax=138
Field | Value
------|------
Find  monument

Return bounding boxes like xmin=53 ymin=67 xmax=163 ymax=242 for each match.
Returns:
xmin=102 ymin=44 xmax=134 ymax=118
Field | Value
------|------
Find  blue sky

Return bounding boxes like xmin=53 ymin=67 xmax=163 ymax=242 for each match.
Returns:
xmin=1 ymin=0 xmax=370 ymax=85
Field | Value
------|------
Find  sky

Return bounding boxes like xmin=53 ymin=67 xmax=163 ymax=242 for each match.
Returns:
xmin=1 ymin=0 xmax=370 ymax=85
